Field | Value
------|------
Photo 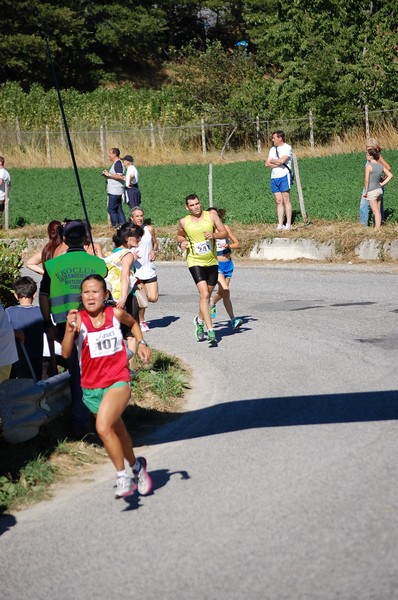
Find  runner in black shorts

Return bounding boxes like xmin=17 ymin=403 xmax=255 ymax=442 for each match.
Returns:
xmin=177 ymin=194 xmax=227 ymax=347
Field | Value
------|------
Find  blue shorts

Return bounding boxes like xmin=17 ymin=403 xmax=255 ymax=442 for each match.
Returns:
xmin=271 ymin=174 xmax=291 ymax=193
xmin=218 ymin=259 xmax=234 ymax=279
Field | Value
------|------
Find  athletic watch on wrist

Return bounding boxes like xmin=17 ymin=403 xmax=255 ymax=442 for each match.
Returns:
xmin=138 ymin=339 xmax=148 ymax=346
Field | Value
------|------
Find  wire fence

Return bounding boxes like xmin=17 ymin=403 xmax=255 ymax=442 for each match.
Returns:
xmin=0 ymin=106 xmax=397 ymax=165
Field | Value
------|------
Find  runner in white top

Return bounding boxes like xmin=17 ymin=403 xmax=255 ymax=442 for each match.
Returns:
xmin=130 ymin=207 xmax=159 ymax=332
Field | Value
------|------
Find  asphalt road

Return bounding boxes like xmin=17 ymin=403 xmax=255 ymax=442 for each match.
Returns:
xmin=1 ymin=261 xmax=398 ymax=600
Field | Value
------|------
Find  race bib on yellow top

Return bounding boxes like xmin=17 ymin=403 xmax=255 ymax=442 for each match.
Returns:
xmin=194 ymin=240 xmax=212 ymax=255
xmin=87 ymin=326 xmax=123 ymax=358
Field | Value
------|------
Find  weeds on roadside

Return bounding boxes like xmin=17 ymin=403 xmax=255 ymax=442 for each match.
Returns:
xmin=0 ymin=456 xmax=60 ymax=513
xmin=0 ymin=348 xmax=189 ymax=514
xmin=131 ymin=350 xmax=190 ymax=411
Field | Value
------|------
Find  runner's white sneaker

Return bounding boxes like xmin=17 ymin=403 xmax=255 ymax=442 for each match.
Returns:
xmin=140 ymin=321 xmax=150 ymax=333
xmin=115 ymin=475 xmax=137 ymax=499
xmin=133 ymin=457 xmax=153 ymax=495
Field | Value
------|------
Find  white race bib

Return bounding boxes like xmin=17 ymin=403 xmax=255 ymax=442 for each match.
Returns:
xmin=194 ymin=240 xmax=212 ymax=255
xmin=87 ymin=326 xmax=123 ymax=358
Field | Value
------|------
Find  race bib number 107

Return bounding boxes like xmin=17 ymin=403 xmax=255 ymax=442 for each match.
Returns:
xmin=87 ymin=327 xmax=123 ymax=358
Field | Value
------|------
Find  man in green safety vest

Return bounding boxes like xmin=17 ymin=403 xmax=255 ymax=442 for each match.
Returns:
xmin=39 ymin=220 xmax=107 ymax=437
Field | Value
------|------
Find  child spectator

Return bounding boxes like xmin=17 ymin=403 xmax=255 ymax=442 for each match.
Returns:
xmin=0 ymin=303 xmax=18 ymax=383
xmin=6 ymin=276 xmax=45 ymax=380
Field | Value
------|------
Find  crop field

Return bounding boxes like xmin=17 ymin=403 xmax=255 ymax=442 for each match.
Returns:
xmin=6 ymin=150 xmax=398 ymax=229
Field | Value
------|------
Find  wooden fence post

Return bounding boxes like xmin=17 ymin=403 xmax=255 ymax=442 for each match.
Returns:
xmin=208 ymin=162 xmax=213 ymax=206
xmin=104 ymin=117 xmax=109 ymax=153
xmin=292 ymin=152 xmax=307 ymax=223
xmin=256 ymin=115 xmax=261 ymax=154
xmin=157 ymin=123 xmax=164 ymax=146
xmin=364 ymin=104 xmax=370 ymax=139
xmin=309 ymin=110 xmax=314 ymax=150
xmin=15 ymin=117 xmax=21 ymax=146
xmin=150 ymin=122 xmax=155 ymax=149
xmin=59 ymin=116 xmax=65 ymax=147
xmin=265 ymin=121 xmax=270 ymax=145
xmin=201 ymin=118 xmax=207 ymax=157
xmin=45 ymin=124 xmax=51 ymax=166
xmin=100 ymin=124 xmax=105 ymax=162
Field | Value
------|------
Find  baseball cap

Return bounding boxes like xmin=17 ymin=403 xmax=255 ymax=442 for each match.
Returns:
xmin=63 ymin=220 xmax=86 ymax=242
xmin=121 ymin=155 xmax=134 ymax=162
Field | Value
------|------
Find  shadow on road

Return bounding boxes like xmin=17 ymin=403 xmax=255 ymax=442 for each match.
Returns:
xmin=146 ymin=315 xmax=180 ymax=329
xmin=0 ymin=514 xmax=17 ymax=536
xmin=122 ymin=469 xmax=190 ymax=511
xmin=136 ymin=389 xmax=398 ymax=446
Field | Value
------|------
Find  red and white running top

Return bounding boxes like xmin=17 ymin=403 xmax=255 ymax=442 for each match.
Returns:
xmin=77 ymin=306 xmax=129 ymax=389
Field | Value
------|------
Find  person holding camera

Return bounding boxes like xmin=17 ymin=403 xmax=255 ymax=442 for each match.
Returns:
xmin=102 ymin=148 xmax=126 ymax=227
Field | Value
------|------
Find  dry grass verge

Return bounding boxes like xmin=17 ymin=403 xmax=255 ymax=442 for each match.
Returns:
xmin=5 ymin=218 xmax=398 ymax=265
xmin=4 ymin=124 xmax=398 ymax=169
xmin=0 ymin=350 xmax=190 ymax=513
xmin=157 ymin=219 xmax=398 ymax=264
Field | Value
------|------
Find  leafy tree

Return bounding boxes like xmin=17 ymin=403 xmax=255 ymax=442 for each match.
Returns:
xmin=243 ymin=0 xmax=398 ymax=134
xmin=0 ymin=0 xmax=396 ymax=143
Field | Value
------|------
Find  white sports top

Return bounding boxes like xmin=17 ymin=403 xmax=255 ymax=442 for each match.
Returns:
xmin=133 ymin=225 xmax=156 ymax=280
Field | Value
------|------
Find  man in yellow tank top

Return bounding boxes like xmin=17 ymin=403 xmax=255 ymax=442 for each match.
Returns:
xmin=177 ymin=194 xmax=227 ymax=346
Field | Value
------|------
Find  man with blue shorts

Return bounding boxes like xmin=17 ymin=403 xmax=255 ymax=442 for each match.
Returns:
xmin=265 ymin=130 xmax=293 ymax=231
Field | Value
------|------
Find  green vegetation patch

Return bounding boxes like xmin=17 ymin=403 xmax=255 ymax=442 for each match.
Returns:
xmin=5 ymin=151 xmax=398 ymax=229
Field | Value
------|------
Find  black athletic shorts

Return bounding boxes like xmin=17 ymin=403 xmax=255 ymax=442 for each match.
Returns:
xmin=121 ymin=292 xmax=139 ymax=338
xmin=189 ymin=264 xmax=219 ymax=286
xmin=139 ymin=275 xmax=158 ymax=284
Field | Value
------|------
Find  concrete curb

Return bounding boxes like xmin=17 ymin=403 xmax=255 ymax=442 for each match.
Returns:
xmin=9 ymin=236 xmax=398 ymax=262
xmin=250 ymin=238 xmax=336 ymax=261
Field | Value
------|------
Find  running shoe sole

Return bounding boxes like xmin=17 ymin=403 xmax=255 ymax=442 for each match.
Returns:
xmin=134 ymin=457 xmax=153 ymax=495
xmin=115 ymin=478 xmax=137 ymax=499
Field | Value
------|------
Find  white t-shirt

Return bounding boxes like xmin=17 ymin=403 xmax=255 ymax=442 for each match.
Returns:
xmin=268 ymin=143 xmax=292 ymax=179
xmin=0 ymin=167 xmax=10 ymax=201
xmin=133 ymin=225 xmax=156 ymax=280
xmin=125 ymin=164 xmax=138 ymax=187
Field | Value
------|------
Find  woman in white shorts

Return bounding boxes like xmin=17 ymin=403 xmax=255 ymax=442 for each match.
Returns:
xmin=363 ymin=148 xmax=393 ymax=229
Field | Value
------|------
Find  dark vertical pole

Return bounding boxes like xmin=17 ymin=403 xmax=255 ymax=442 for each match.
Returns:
xmin=37 ymin=11 xmax=95 ymax=253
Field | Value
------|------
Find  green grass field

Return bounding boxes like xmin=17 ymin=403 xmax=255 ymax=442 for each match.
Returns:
xmin=7 ymin=150 xmax=398 ymax=228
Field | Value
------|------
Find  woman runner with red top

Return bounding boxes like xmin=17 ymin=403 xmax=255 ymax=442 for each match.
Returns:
xmin=62 ymin=274 xmax=152 ymax=499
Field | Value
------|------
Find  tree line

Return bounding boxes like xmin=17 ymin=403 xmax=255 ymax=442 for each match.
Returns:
xmin=0 ymin=1 xmax=396 ymax=140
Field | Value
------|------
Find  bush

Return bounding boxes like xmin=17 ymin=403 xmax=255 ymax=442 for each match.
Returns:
xmin=0 ymin=240 xmax=26 ymax=306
